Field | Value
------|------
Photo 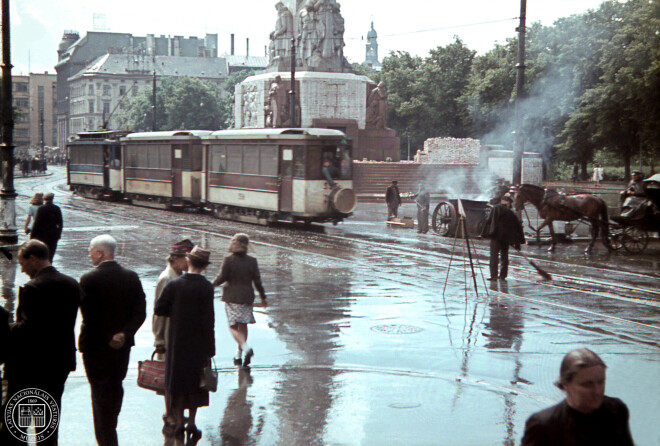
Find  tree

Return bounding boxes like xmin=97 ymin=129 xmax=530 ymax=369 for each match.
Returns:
xmin=218 ymin=70 xmax=254 ymax=129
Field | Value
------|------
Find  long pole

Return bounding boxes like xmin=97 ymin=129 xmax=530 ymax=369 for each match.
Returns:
xmin=152 ymin=54 xmax=157 ymax=132
xmin=512 ymin=0 xmax=527 ymax=185
xmin=289 ymin=37 xmax=296 ymax=128
xmin=0 ymin=0 xmax=18 ymax=244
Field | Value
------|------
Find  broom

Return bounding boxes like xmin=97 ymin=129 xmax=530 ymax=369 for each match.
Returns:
xmin=517 ymin=249 xmax=552 ymax=281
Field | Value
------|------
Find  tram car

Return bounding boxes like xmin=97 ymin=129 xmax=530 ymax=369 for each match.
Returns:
xmin=67 ymin=128 xmax=357 ymax=225
xmin=67 ymin=130 xmax=126 ymax=200
xmin=121 ymin=130 xmax=211 ymax=209
xmin=201 ymin=128 xmax=356 ymax=224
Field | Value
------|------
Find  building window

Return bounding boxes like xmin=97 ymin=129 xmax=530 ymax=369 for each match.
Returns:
xmin=119 ymin=86 xmax=126 ymax=96
xmin=132 ymin=85 xmax=138 ymax=97
xmin=88 ymin=84 xmax=94 ymax=95
xmin=89 ymin=100 xmax=95 ymax=113
xmin=15 ymin=82 xmax=28 ymax=93
xmin=103 ymin=102 xmax=110 ymax=115
xmin=103 ymin=85 xmax=111 ymax=96
xmin=15 ymin=98 xmax=29 ymax=109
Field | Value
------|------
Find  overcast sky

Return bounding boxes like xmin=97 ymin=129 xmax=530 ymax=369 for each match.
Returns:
xmin=11 ymin=0 xmax=607 ymax=76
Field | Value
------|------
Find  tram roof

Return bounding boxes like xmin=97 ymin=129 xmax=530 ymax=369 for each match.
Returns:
xmin=122 ymin=130 xmax=213 ymax=141
xmin=205 ymin=128 xmax=346 ymax=140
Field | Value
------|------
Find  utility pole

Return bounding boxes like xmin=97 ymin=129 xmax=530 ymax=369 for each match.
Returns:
xmin=40 ymin=108 xmax=45 ymax=161
xmin=289 ymin=37 xmax=296 ymax=128
xmin=152 ymin=53 xmax=157 ymax=132
xmin=0 ymin=0 xmax=18 ymax=244
xmin=512 ymin=0 xmax=527 ymax=185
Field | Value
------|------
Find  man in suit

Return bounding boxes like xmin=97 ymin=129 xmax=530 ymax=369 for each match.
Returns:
xmin=30 ymin=193 xmax=63 ymax=262
xmin=385 ymin=180 xmax=401 ymax=221
xmin=483 ymin=195 xmax=526 ymax=281
xmin=79 ymin=234 xmax=146 ymax=446
xmin=5 ymin=240 xmax=81 ymax=445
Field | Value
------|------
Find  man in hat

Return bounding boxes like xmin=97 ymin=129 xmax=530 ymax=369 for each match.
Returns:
xmin=483 ymin=195 xmax=525 ymax=281
xmin=624 ymin=170 xmax=646 ymax=197
xmin=30 ymin=192 xmax=63 ymax=262
xmin=385 ymin=180 xmax=402 ymax=221
xmin=153 ymin=239 xmax=194 ymax=432
xmin=79 ymin=234 xmax=146 ymax=446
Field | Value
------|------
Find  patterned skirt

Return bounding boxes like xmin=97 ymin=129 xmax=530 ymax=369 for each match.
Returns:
xmin=225 ymin=302 xmax=256 ymax=325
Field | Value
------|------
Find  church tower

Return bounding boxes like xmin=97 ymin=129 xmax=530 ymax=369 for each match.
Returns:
xmin=363 ymin=20 xmax=381 ymax=70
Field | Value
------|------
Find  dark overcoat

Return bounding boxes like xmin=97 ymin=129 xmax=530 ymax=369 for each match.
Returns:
xmin=213 ymin=253 xmax=266 ymax=305
xmin=7 ymin=266 xmax=81 ymax=380
xmin=154 ymin=273 xmax=215 ymax=396
xmin=522 ymin=397 xmax=634 ymax=446
xmin=30 ymin=202 xmax=63 ymax=245
xmin=484 ymin=204 xmax=526 ymax=248
xmin=78 ymin=260 xmax=146 ymax=354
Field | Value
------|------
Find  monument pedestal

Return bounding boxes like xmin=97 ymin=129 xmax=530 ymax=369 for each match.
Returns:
xmin=235 ymin=71 xmax=400 ymax=161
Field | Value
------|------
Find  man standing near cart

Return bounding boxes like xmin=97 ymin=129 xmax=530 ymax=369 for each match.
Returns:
xmin=411 ymin=182 xmax=430 ymax=233
xmin=483 ymin=195 xmax=525 ymax=281
xmin=385 ymin=180 xmax=401 ymax=221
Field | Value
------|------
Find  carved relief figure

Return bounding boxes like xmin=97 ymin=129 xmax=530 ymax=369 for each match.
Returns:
xmin=298 ymin=1 xmax=319 ymax=66
xmin=314 ymin=0 xmax=335 ymax=59
xmin=274 ymin=2 xmax=294 ymax=60
xmin=366 ymin=82 xmax=388 ymax=129
xmin=267 ymin=76 xmax=289 ymax=128
xmin=332 ymin=2 xmax=345 ymax=59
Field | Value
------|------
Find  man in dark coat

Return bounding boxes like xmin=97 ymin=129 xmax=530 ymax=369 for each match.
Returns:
xmin=484 ymin=195 xmax=525 ymax=281
xmin=411 ymin=182 xmax=430 ymax=233
xmin=5 ymin=240 xmax=80 ymax=445
xmin=30 ymin=193 xmax=63 ymax=262
xmin=385 ymin=180 xmax=401 ymax=221
xmin=79 ymin=234 xmax=146 ymax=446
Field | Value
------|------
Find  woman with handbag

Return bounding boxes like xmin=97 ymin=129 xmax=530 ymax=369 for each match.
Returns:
xmin=213 ymin=233 xmax=267 ymax=367
xmin=154 ymin=246 xmax=215 ymax=440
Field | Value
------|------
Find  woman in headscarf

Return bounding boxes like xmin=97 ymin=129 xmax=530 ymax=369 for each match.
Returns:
xmin=24 ymin=192 xmax=43 ymax=234
xmin=213 ymin=233 xmax=267 ymax=367
xmin=522 ymin=348 xmax=634 ymax=445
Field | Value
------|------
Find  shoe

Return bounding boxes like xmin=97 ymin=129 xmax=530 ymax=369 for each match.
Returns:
xmin=186 ymin=425 xmax=202 ymax=441
xmin=162 ymin=420 xmax=177 ymax=437
xmin=487 ymin=277 xmax=498 ymax=281
xmin=233 ymin=355 xmax=243 ymax=366
xmin=243 ymin=348 xmax=254 ymax=367
xmin=499 ymin=277 xmax=507 ymax=281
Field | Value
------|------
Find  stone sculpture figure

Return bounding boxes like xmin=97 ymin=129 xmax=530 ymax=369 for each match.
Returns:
xmin=332 ymin=2 xmax=345 ymax=59
xmin=366 ymin=82 xmax=388 ymax=129
xmin=315 ymin=0 xmax=336 ymax=59
xmin=274 ymin=2 xmax=294 ymax=60
xmin=298 ymin=1 xmax=319 ymax=67
xmin=267 ymin=75 xmax=289 ymax=127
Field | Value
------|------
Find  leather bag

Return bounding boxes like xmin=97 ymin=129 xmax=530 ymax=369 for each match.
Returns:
xmin=137 ymin=351 xmax=166 ymax=392
xmin=200 ymin=358 xmax=217 ymax=392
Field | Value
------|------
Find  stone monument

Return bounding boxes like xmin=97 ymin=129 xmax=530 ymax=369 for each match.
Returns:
xmin=234 ymin=0 xmax=400 ymax=161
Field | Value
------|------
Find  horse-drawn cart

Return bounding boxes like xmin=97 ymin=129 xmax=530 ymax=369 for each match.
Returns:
xmin=431 ymin=199 xmax=491 ymax=237
xmin=609 ymin=174 xmax=660 ymax=254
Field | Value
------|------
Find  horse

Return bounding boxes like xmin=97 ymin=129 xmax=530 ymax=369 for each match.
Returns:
xmin=513 ymin=184 xmax=611 ymax=254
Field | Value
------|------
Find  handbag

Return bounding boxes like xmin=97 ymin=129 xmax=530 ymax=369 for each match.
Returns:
xmin=137 ymin=351 xmax=166 ymax=393
xmin=200 ymin=358 xmax=218 ymax=392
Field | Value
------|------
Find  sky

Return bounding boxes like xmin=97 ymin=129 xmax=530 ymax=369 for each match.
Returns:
xmin=10 ymin=0 xmax=608 ymax=76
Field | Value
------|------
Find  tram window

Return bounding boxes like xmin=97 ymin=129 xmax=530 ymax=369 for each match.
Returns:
xmin=110 ymin=146 xmax=121 ymax=168
xmin=126 ymin=147 xmax=138 ymax=167
xmin=210 ymin=145 xmax=226 ymax=172
xmin=191 ymin=145 xmax=203 ymax=171
xmin=293 ymin=146 xmax=305 ymax=178
xmin=243 ymin=146 xmax=259 ymax=174
xmin=260 ymin=146 xmax=278 ymax=176
xmin=137 ymin=146 xmax=148 ymax=167
xmin=159 ymin=145 xmax=171 ymax=169
xmin=147 ymin=145 xmax=159 ymax=168
xmin=227 ymin=145 xmax=242 ymax=173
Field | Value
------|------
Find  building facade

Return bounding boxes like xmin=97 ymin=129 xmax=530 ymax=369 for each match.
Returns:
xmin=12 ymin=73 xmax=57 ymax=157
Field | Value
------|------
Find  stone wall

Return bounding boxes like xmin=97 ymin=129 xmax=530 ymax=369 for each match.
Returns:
xmin=416 ymin=137 xmax=481 ymax=165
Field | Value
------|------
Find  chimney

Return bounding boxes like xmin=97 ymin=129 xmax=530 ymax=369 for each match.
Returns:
xmin=230 ymin=34 xmax=235 ymax=56
xmin=246 ymin=38 xmax=249 ymax=57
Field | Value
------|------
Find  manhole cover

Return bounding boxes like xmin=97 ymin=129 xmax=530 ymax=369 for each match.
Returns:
xmin=371 ymin=324 xmax=424 ymax=335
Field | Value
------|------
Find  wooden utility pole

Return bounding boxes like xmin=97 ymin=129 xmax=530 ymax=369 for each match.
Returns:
xmin=289 ymin=37 xmax=296 ymax=128
xmin=512 ymin=0 xmax=527 ymax=186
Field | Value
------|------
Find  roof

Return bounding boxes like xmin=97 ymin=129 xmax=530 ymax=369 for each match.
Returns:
xmin=224 ymin=55 xmax=268 ymax=69
xmin=123 ymin=130 xmax=213 ymax=141
xmin=206 ymin=128 xmax=346 ymax=140
xmin=69 ymin=54 xmax=228 ymax=81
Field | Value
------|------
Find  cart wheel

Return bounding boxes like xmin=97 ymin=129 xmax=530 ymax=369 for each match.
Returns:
xmin=432 ymin=201 xmax=456 ymax=236
xmin=622 ymin=226 xmax=649 ymax=254
xmin=608 ymin=224 xmax=624 ymax=251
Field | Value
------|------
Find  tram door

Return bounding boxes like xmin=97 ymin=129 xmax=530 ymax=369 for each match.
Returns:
xmin=172 ymin=144 xmax=185 ymax=197
xmin=279 ymin=146 xmax=294 ymax=212
xmin=102 ymin=146 xmax=110 ymax=189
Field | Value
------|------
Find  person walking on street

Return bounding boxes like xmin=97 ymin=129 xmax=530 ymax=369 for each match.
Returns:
xmin=155 ymin=246 xmax=215 ymax=441
xmin=483 ymin=195 xmax=525 ymax=281
xmin=411 ymin=182 xmax=430 ymax=233
xmin=522 ymin=348 xmax=634 ymax=446
xmin=213 ymin=233 xmax=267 ymax=367
xmin=385 ymin=180 xmax=401 ymax=221
xmin=30 ymin=193 xmax=63 ymax=262
xmin=592 ymin=164 xmax=603 ymax=187
xmin=24 ymin=192 xmax=43 ymax=235
xmin=4 ymin=240 xmax=80 ymax=446
xmin=153 ymin=239 xmax=194 ymax=431
xmin=79 ymin=234 xmax=146 ymax=446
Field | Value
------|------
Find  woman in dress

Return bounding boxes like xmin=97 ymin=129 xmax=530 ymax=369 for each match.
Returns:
xmin=24 ymin=192 xmax=43 ymax=234
xmin=154 ymin=246 xmax=215 ymax=440
xmin=592 ymin=164 xmax=604 ymax=187
xmin=522 ymin=348 xmax=634 ymax=445
xmin=213 ymin=233 xmax=267 ymax=367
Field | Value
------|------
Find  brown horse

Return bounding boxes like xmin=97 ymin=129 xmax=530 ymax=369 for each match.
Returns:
xmin=513 ymin=184 xmax=611 ymax=253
